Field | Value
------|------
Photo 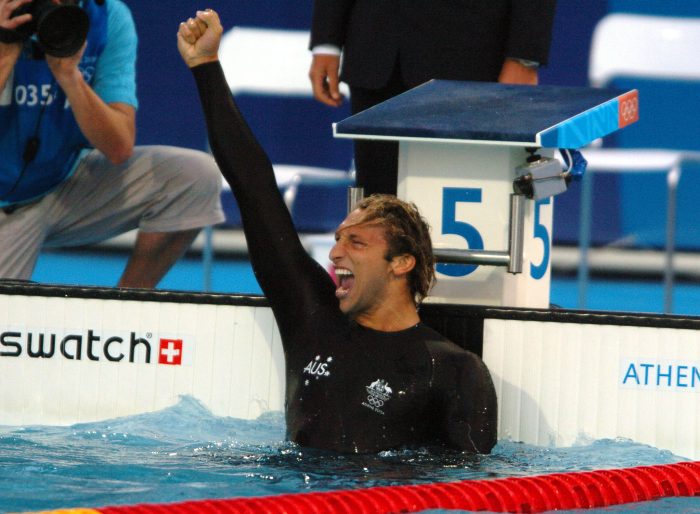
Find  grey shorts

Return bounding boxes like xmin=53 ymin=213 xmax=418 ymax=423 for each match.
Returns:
xmin=0 ymin=145 xmax=225 ymax=280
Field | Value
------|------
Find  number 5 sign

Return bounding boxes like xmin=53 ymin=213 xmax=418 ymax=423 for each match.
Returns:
xmin=397 ymin=142 xmax=553 ymax=309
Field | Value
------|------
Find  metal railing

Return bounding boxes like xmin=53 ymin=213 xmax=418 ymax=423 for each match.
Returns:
xmin=347 ymin=187 xmax=528 ymax=275
xmin=577 ymin=149 xmax=700 ymax=314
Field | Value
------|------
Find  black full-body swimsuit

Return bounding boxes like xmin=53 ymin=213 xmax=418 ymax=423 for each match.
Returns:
xmin=191 ymin=62 xmax=497 ymax=454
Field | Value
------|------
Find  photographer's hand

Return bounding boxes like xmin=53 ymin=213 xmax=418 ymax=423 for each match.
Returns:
xmin=1 ymin=0 xmax=32 ymax=33
xmin=177 ymin=9 xmax=222 ymax=68
xmin=0 ymin=0 xmax=31 ymax=88
xmin=45 ymin=41 xmax=86 ymax=87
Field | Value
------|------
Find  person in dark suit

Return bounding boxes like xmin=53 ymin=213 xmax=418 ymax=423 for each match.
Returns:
xmin=309 ymin=0 xmax=557 ymax=195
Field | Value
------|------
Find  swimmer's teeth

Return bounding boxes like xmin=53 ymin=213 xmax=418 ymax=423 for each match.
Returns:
xmin=335 ymin=269 xmax=354 ymax=289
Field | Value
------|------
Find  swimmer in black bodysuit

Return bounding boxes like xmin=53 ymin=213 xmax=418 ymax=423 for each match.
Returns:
xmin=177 ymin=10 xmax=497 ymax=454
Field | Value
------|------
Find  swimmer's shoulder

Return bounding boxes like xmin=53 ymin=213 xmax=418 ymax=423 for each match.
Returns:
xmin=417 ymin=322 xmax=472 ymax=358
xmin=417 ymin=323 xmax=490 ymax=382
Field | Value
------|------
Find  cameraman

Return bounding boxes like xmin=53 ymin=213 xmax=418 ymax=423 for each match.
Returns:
xmin=0 ymin=0 xmax=224 ymax=287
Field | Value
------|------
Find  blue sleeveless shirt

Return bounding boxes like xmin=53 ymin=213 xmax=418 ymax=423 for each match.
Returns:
xmin=0 ymin=1 xmax=108 ymax=207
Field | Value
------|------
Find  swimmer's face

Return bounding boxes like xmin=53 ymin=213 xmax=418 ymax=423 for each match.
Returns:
xmin=330 ymin=209 xmax=394 ymax=318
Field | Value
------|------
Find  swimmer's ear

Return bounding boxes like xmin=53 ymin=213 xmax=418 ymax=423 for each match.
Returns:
xmin=390 ymin=253 xmax=416 ymax=277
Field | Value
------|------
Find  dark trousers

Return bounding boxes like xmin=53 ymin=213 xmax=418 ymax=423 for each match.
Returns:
xmin=349 ymin=62 xmax=409 ymax=196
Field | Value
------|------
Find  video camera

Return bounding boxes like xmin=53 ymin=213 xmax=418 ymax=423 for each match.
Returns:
xmin=0 ymin=0 xmax=89 ymax=58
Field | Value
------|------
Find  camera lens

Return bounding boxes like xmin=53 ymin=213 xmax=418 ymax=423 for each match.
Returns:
xmin=36 ymin=4 xmax=90 ymax=57
xmin=0 ymin=1 xmax=90 ymax=57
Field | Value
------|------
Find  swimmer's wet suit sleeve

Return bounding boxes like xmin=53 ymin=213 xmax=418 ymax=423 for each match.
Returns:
xmin=190 ymin=62 xmax=340 ymax=336
xmin=431 ymin=343 xmax=498 ymax=454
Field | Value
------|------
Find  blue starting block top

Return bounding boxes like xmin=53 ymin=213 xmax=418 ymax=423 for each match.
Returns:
xmin=334 ymin=80 xmax=638 ymax=149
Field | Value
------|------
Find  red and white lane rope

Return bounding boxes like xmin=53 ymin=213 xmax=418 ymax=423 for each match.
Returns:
xmin=29 ymin=460 xmax=700 ymax=514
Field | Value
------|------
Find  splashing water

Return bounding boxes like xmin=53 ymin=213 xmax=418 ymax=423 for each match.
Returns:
xmin=0 ymin=396 xmax=694 ymax=513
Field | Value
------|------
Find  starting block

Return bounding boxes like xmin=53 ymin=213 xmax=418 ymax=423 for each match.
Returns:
xmin=334 ymin=80 xmax=638 ymax=308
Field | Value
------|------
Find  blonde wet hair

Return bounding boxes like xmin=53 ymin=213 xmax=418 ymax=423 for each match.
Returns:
xmin=355 ymin=194 xmax=435 ymax=304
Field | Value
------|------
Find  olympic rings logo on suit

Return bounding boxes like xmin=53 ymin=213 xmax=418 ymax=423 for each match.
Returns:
xmin=366 ymin=395 xmax=385 ymax=408
xmin=362 ymin=379 xmax=393 ymax=414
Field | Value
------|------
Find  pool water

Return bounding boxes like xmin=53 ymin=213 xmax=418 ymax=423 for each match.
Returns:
xmin=1 ymin=396 xmax=698 ymax=514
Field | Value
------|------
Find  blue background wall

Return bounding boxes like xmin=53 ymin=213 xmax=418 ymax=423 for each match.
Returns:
xmin=122 ymin=0 xmax=607 ymax=150
xmin=609 ymin=0 xmax=700 ymax=17
xmin=121 ymin=1 xmax=699 ymax=251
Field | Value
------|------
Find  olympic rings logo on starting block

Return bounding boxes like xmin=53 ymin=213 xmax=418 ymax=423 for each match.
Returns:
xmin=618 ymin=90 xmax=639 ymax=128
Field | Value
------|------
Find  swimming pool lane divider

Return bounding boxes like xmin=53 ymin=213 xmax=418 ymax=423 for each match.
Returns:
xmin=25 ymin=460 xmax=700 ymax=514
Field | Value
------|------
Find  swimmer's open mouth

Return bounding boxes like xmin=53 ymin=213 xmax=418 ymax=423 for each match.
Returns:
xmin=335 ymin=268 xmax=354 ymax=299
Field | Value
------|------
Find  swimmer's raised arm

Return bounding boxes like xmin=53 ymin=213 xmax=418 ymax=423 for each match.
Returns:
xmin=177 ymin=10 xmax=339 ymax=336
